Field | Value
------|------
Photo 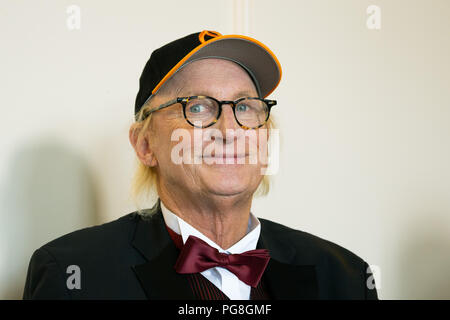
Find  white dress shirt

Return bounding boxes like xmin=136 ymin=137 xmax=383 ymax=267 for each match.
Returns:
xmin=160 ymin=199 xmax=261 ymax=300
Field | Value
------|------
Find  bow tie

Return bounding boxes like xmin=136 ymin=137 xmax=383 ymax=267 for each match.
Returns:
xmin=173 ymin=234 xmax=270 ymax=287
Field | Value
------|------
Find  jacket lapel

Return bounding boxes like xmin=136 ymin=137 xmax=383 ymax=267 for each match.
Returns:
xmin=131 ymin=199 xmax=195 ymax=300
xmin=257 ymin=227 xmax=319 ymax=299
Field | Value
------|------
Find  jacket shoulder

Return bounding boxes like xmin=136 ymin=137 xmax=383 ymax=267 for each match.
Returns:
xmin=39 ymin=212 xmax=140 ymax=253
xmin=259 ymin=217 xmax=377 ymax=299
xmin=23 ymin=212 xmax=147 ymax=299
xmin=260 ymin=217 xmax=366 ymax=265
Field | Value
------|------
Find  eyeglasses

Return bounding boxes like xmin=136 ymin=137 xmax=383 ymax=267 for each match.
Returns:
xmin=139 ymin=95 xmax=277 ymax=129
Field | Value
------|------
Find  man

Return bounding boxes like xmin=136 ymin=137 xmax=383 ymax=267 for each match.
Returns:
xmin=23 ymin=30 xmax=378 ymax=300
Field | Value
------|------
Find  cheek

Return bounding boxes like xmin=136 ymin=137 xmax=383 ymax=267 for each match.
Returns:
xmin=165 ymin=125 xmax=197 ymax=165
xmin=244 ymin=130 xmax=268 ymax=164
xmin=252 ymin=129 xmax=270 ymax=166
xmin=151 ymin=123 xmax=184 ymax=163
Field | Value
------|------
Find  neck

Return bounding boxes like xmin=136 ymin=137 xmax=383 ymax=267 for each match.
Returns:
xmin=158 ymin=184 xmax=253 ymax=250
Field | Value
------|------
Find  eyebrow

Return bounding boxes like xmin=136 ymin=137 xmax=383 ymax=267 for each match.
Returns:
xmin=180 ymin=89 xmax=258 ymax=99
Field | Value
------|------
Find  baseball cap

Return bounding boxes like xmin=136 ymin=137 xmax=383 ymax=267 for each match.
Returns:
xmin=134 ymin=30 xmax=282 ymax=120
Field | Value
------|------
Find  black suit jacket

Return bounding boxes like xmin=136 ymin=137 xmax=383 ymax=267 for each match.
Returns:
xmin=23 ymin=198 xmax=378 ymax=299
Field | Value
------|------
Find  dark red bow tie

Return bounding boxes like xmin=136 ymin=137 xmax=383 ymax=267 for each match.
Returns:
xmin=172 ymin=234 xmax=270 ymax=288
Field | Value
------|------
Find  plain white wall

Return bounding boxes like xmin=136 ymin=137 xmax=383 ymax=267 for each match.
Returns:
xmin=1 ymin=0 xmax=449 ymax=299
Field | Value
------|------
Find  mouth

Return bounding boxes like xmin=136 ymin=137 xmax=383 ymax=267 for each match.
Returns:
xmin=201 ymin=153 xmax=250 ymax=164
xmin=203 ymin=154 xmax=248 ymax=159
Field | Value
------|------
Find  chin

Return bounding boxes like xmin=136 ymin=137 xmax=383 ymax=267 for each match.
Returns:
xmin=206 ymin=183 xmax=250 ymax=196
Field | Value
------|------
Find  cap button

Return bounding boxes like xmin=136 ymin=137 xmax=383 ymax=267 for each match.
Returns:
xmin=199 ymin=30 xmax=222 ymax=43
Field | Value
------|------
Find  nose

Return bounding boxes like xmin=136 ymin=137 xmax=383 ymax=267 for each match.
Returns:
xmin=216 ymin=104 xmax=240 ymax=132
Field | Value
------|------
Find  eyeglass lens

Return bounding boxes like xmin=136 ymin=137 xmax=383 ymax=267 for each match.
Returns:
xmin=184 ymin=97 xmax=269 ymax=128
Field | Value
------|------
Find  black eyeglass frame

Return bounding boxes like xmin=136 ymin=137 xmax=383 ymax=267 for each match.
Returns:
xmin=139 ymin=95 xmax=277 ymax=129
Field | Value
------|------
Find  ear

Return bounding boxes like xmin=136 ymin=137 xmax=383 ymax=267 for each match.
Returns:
xmin=129 ymin=126 xmax=158 ymax=167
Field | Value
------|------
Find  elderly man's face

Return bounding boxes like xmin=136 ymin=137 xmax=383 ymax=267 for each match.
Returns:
xmin=147 ymin=58 xmax=268 ymax=198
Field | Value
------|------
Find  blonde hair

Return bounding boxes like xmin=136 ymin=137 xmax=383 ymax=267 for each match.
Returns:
xmin=129 ymin=100 xmax=277 ymax=213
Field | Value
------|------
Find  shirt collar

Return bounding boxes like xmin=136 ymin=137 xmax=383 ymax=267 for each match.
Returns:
xmin=160 ymin=199 xmax=261 ymax=254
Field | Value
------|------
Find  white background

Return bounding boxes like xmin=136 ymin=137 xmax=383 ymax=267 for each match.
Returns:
xmin=1 ymin=0 xmax=449 ymax=299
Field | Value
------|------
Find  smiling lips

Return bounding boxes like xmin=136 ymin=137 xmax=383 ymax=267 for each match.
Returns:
xmin=203 ymin=154 xmax=248 ymax=159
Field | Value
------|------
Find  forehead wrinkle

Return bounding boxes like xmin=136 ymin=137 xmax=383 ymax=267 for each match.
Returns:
xmin=174 ymin=84 xmax=185 ymax=97
xmin=171 ymin=59 xmax=258 ymax=99
xmin=178 ymin=84 xmax=257 ymax=99
xmin=179 ymin=90 xmax=258 ymax=101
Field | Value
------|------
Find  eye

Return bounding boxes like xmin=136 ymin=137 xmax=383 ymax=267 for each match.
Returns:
xmin=189 ymin=104 xmax=206 ymax=113
xmin=236 ymin=104 xmax=250 ymax=112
